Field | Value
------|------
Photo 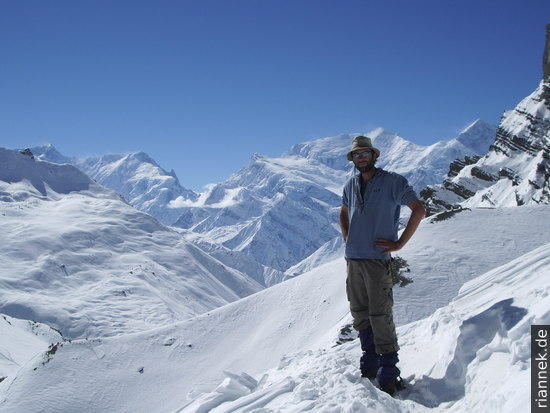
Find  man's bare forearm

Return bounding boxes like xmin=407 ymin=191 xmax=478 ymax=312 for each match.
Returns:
xmin=339 ymin=205 xmax=349 ymax=242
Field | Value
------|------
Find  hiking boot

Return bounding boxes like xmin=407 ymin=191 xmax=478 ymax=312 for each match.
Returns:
xmin=380 ymin=376 xmax=405 ymax=396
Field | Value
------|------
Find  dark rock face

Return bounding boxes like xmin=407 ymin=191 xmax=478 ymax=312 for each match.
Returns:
xmin=470 ymin=166 xmax=499 ymax=182
xmin=499 ymin=167 xmax=521 ymax=185
xmin=544 ymin=23 xmax=550 ymax=80
xmin=448 ymin=155 xmax=482 ymax=178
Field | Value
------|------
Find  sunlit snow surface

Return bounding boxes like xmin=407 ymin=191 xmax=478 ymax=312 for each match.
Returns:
xmin=1 ymin=148 xmax=549 ymax=412
xmin=1 ymin=201 xmax=548 ymax=411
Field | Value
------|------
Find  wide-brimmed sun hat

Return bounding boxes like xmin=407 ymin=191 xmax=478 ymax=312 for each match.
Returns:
xmin=347 ymin=136 xmax=381 ymax=161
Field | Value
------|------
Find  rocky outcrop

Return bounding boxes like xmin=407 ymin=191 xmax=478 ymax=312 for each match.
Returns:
xmin=422 ymin=26 xmax=550 ymax=216
xmin=447 ymin=155 xmax=482 ymax=178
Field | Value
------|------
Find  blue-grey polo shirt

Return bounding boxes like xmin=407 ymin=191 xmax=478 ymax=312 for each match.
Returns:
xmin=342 ymin=168 xmax=419 ymax=260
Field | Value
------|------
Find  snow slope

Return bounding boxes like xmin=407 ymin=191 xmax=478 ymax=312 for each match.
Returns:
xmin=1 ymin=205 xmax=548 ymax=412
xmin=181 ymin=242 xmax=549 ymax=413
xmin=0 ymin=148 xmax=263 ymax=339
xmin=392 ymin=206 xmax=550 ymax=324
xmin=0 ymin=314 xmax=62 ymax=384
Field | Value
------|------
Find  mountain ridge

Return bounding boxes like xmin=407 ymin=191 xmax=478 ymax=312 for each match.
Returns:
xmin=171 ymin=121 xmax=496 ymax=278
xmin=27 ymin=120 xmax=497 ymax=284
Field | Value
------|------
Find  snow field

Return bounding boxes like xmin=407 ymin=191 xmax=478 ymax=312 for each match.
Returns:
xmin=1 ymin=219 xmax=548 ymax=412
xmin=1 ymin=147 xmax=549 ymax=412
xmin=180 ymin=243 xmax=549 ymax=413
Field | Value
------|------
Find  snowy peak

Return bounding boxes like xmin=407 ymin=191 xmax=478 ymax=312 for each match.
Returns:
xmin=282 ymin=125 xmax=496 ymax=193
xmin=174 ymin=153 xmax=343 ymax=280
xmin=0 ymin=147 xmax=117 ymax=199
xmin=455 ymin=119 xmax=497 ymax=154
xmin=422 ymin=79 xmax=550 ymax=214
xmin=370 ymin=127 xmax=415 ymax=154
xmin=76 ymin=151 xmax=200 ymax=225
xmin=32 ymin=144 xmax=72 ymax=164
xmin=284 ymin=133 xmax=355 ymax=171
xmin=367 ymin=124 xmax=496 ymax=192
xmin=31 ymin=145 xmax=200 ymax=225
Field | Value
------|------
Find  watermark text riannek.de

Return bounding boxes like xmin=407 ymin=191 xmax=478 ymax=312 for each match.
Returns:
xmin=532 ymin=325 xmax=549 ymax=412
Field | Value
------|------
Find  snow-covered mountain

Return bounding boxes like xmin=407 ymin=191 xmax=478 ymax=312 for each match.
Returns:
xmin=171 ymin=122 xmax=496 ymax=280
xmin=28 ymin=120 xmax=495 ymax=283
xmin=422 ymin=79 xmax=550 ymax=214
xmin=174 ymin=153 xmax=345 ymax=280
xmin=0 ymin=148 xmax=263 ymax=339
xmin=284 ymin=121 xmax=496 ymax=193
xmin=1 ymin=205 xmax=548 ymax=412
xmin=31 ymin=144 xmax=200 ymax=226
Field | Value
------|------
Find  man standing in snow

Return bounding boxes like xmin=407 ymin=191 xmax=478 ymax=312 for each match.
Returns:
xmin=339 ymin=136 xmax=425 ymax=395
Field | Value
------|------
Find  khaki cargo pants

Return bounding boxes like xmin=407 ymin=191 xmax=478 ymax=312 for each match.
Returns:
xmin=346 ymin=258 xmax=399 ymax=354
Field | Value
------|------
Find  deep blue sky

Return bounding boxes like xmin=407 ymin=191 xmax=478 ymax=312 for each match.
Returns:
xmin=1 ymin=1 xmax=549 ymax=190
